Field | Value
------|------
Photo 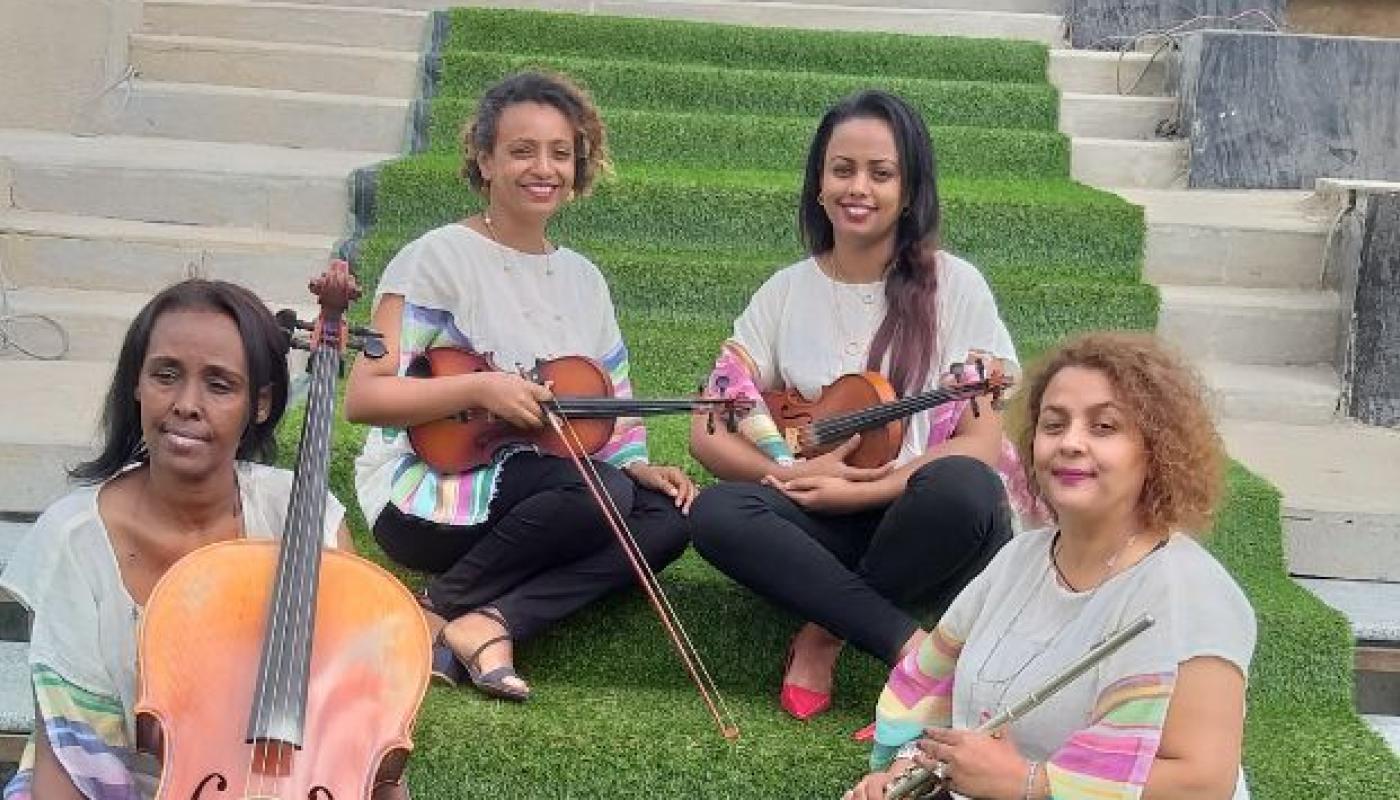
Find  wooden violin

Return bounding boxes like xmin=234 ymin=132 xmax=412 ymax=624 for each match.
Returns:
xmin=762 ymin=362 xmax=1013 ymax=469
xmin=407 ymin=346 xmax=753 ymax=474
xmin=135 ymin=262 xmax=431 ymax=799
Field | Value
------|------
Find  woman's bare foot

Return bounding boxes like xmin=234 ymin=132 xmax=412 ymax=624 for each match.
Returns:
xmin=442 ymin=608 xmax=530 ymax=696
xmin=784 ymin=622 xmax=844 ymax=693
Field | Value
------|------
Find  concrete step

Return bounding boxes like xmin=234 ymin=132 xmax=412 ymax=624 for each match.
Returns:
xmin=1219 ymin=418 xmax=1400 ymax=583
xmin=131 ymin=34 xmax=423 ymax=99
xmin=717 ymin=0 xmax=1065 ymax=11
xmin=0 ymin=642 xmax=33 ymax=738
xmin=1157 ymin=286 xmax=1341 ymax=367
xmin=1 ymin=288 xmax=160 ymax=362
xmin=1059 ymin=93 xmax=1175 ymax=140
xmin=0 ymin=130 xmax=386 ymax=235
xmin=1071 ymin=138 xmax=1184 ymax=189
xmin=143 ymin=0 xmax=432 ymax=50
xmin=0 ymin=209 xmax=338 ymax=304
xmin=303 ymin=0 xmax=1064 ymax=44
xmin=1199 ymin=362 xmax=1340 ymax=426
xmin=1115 ymin=189 xmax=1331 ymax=290
xmin=106 ymin=80 xmax=411 ymax=152
xmin=0 ymin=361 xmax=109 ymax=515
xmin=1048 ymin=49 xmax=1170 ymax=96
xmin=1362 ymin=715 xmax=1400 ymax=758
xmin=0 ymin=524 xmax=27 ymax=574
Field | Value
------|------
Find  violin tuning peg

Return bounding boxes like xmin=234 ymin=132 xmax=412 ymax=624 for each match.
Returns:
xmin=970 ymin=397 xmax=981 ymax=419
xmin=707 ymin=412 xmax=716 ymax=436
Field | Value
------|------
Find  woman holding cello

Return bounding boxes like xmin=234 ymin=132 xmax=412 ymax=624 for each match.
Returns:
xmin=344 ymin=71 xmax=693 ymax=703
xmin=0 ymin=278 xmax=411 ymax=799
xmin=688 ymin=90 xmax=1037 ymax=722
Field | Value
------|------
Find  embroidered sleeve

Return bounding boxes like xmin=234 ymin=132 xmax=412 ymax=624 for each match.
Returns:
xmin=3 ymin=664 xmax=144 ymax=800
xmin=705 ymin=341 xmax=794 ymax=465
xmin=1043 ymin=672 xmax=1175 ymax=799
xmin=594 ymin=340 xmax=649 ymax=469
xmin=870 ymin=624 xmax=964 ymax=770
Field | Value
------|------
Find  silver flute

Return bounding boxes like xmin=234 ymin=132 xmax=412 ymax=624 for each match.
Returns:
xmin=884 ymin=614 xmax=1155 ymax=800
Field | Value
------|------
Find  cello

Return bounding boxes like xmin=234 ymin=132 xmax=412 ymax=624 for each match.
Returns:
xmin=135 ymin=262 xmax=431 ymax=798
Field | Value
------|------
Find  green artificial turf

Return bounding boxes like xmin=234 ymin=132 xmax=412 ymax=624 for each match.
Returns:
xmin=284 ymin=7 xmax=1397 ymax=798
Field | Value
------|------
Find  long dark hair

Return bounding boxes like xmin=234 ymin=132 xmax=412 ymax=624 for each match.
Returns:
xmin=70 ymin=279 xmax=291 ymax=483
xmin=799 ymin=90 xmax=942 ymax=395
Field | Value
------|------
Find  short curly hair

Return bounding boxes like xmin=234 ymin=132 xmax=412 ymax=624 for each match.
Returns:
xmin=1015 ymin=332 xmax=1224 ymax=536
xmin=459 ymin=70 xmax=611 ymax=197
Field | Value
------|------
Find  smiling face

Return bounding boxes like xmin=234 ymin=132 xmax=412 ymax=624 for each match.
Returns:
xmin=477 ymin=100 xmax=577 ymax=225
xmin=1033 ymin=366 xmax=1149 ymax=528
xmin=136 ymin=308 xmax=267 ymax=481
xmin=820 ymin=116 xmax=904 ymax=248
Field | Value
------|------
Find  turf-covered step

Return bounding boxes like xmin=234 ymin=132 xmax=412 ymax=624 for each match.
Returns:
xmin=367 ymin=165 xmax=1142 ymax=275
xmin=426 ymin=107 xmax=1068 ymax=179
xmin=435 ymin=51 xmax=1059 ymax=133
xmin=445 ymin=7 xmax=1050 ymax=85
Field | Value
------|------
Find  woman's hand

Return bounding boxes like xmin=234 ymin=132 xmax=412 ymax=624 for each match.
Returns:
xmin=762 ymin=473 xmax=882 ymax=514
xmin=843 ymin=760 xmax=911 ymax=800
xmin=625 ymin=463 xmax=699 ymax=514
xmin=918 ymin=728 xmax=1030 ymax=800
xmin=784 ymin=434 xmax=894 ymax=483
xmin=474 ymin=372 xmax=554 ymax=429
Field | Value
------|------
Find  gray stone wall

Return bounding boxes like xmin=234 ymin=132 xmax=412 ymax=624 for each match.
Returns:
xmin=1066 ymin=0 xmax=1283 ymax=49
xmin=1322 ymin=182 xmax=1400 ymax=428
xmin=1178 ymin=30 xmax=1400 ymax=189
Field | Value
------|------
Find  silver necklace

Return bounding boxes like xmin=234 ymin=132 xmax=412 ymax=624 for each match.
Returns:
xmin=972 ymin=530 xmax=1139 ymax=718
xmin=482 ymin=211 xmax=554 ymax=276
xmin=824 ymin=253 xmax=882 ymax=358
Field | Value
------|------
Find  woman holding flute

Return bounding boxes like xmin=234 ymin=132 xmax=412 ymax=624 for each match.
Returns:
xmin=848 ymin=332 xmax=1257 ymax=800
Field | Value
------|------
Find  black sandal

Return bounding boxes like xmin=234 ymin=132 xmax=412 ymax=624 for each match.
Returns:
xmin=451 ymin=607 xmax=530 ymax=703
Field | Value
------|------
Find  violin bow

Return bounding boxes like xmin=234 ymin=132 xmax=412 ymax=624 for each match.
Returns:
xmin=543 ymin=404 xmax=741 ymax=741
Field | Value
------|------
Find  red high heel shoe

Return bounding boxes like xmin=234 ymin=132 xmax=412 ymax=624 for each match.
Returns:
xmin=780 ymin=643 xmax=832 ymax=721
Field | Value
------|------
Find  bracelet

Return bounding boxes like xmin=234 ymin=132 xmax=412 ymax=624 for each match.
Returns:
xmin=1022 ymin=761 xmax=1040 ymax=800
xmin=894 ymin=741 xmax=923 ymax=762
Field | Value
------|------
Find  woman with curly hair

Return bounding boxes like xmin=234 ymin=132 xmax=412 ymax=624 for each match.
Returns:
xmin=848 ymin=332 xmax=1257 ymax=800
xmin=345 ymin=71 xmax=692 ymax=703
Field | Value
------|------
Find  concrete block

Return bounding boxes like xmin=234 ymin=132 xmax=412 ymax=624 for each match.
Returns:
xmin=107 ymin=81 xmax=411 ymax=152
xmin=1198 ymin=362 xmax=1339 ymax=425
xmin=131 ymin=34 xmax=422 ymax=99
xmin=0 ymin=642 xmax=34 ymax=734
xmin=1156 ymin=286 xmax=1340 ymax=366
xmin=1341 ymin=191 xmax=1400 ymax=426
xmin=0 ymin=209 xmax=337 ymax=304
xmin=1113 ymin=189 xmax=1330 ymax=289
xmin=142 ymin=1 xmax=431 ymax=51
xmin=1071 ymin=138 xmax=1184 ymax=189
xmin=1066 ymin=0 xmax=1283 ymax=50
xmin=1178 ymin=30 xmax=1400 ymax=189
xmin=1048 ymin=49 xmax=1170 ymax=96
xmin=0 ymin=131 xmax=383 ymax=235
xmin=1059 ymin=93 xmax=1175 ymax=140
xmin=0 ymin=361 xmax=108 ymax=515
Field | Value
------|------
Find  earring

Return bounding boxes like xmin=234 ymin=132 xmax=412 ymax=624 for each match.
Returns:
xmin=817 ymin=193 xmax=826 ymax=205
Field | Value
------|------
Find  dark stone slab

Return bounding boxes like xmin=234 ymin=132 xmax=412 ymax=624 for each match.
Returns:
xmin=1348 ymin=192 xmax=1400 ymax=426
xmin=1067 ymin=0 xmax=1282 ymax=49
xmin=1179 ymin=30 xmax=1400 ymax=189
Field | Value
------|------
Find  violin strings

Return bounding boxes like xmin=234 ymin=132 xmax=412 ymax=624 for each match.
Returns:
xmin=810 ymin=383 xmax=985 ymax=444
xmin=547 ymin=408 xmax=740 ymax=739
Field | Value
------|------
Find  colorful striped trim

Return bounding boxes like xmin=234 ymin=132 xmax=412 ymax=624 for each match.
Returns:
xmin=706 ymin=341 xmax=794 ymax=465
xmin=3 ymin=664 xmax=143 ymax=800
xmin=1046 ymin=671 xmax=1175 ymax=798
xmin=871 ymin=625 xmax=965 ymax=769
xmin=593 ymin=340 xmax=650 ymax=468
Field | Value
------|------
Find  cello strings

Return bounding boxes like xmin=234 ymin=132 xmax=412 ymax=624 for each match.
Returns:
xmin=547 ymin=408 xmax=740 ymax=739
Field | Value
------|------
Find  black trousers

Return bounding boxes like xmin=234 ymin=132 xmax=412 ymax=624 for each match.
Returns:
xmin=373 ymin=452 xmax=690 ymax=642
xmin=689 ymin=455 xmax=1012 ymax=664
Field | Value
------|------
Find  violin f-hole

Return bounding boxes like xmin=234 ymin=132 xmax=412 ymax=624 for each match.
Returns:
xmin=190 ymin=774 xmax=228 ymax=798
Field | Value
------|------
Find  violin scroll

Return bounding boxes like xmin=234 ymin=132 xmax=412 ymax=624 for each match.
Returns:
xmin=276 ymin=261 xmax=385 ymax=359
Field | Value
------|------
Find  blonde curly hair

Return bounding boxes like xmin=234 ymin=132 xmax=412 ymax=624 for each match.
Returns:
xmin=1015 ymin=332 xmax=1225 ymax=536
xmin=459 ymin=70 xmax=611 ymax=197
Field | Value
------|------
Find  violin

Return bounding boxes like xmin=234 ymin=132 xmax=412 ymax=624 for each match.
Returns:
xmin=407 ymin=346 xmax=753 ymax=474
xmin=761 ymin=361 xmax=1013 ymax=469
xmin=135 ymin=262 xmax=431 ymax=798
